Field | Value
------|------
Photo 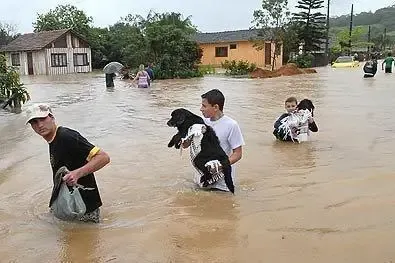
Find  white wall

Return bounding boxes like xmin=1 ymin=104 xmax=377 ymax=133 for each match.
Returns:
xmin=5 ymin=52 xmax=27 ymax=75
xmin=46 ymin=47 xmax=91 ymax=75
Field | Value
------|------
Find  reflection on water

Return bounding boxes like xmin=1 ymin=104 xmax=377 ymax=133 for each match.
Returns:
xmin=1 ymin=68 xmax=395 ymax=262
xmin=59 ymin=225 xmax=101 ymax=262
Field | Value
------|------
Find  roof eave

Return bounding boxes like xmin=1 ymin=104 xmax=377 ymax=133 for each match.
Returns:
xmin=1 ymin=47 xmax=43 ymax=52
xmin=196 ymin=39 xmax=265 ymax=44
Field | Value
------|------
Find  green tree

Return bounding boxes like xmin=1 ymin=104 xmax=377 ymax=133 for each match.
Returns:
xmin=282 ymin=21 xmax=302 ymax=63
xmin=123 ymin=11 xmax=197 ymax=34
xmin=293 ymin=0 xmax=326 ymax=52
xmin=0 ymin=55 xmax=30 ymax=111
xmin=0 ymin=22 xmax=19 ymax=47
xmin=105 ymin=22 xmax=146 ymax=68
xmin=33 ymin=4 xmax=93 ymax=37
xmin=121 ymin=11 xmax=202 ymax=79
xmin=332 ymin=26 xmax=372 ymax=54
xmin=87 ymin=27 xmax=110 ymax=69
xmin=252 ymin=0 xmax=290 ymax=70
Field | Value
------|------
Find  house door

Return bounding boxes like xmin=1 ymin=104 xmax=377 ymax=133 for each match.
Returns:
xmin=27 ymin=52 xmax=34 ymax=75
xmin=264 ymin=43 xmax=272 ymax=66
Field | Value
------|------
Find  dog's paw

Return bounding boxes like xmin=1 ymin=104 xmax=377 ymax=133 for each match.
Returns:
xmin=168 ymin=141 xmax=174 ymax=148
xmin=200 ymin=175 xmax=210 ymax=185
xmin=200 ymin=177 xmax=210 ymax=187
xmin=205 ymin=160 xmax=222 ymax=174
xmin=175 ymin=141 xmax=181 ymax=149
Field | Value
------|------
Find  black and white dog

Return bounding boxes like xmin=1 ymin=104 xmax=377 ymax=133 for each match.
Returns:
xmin=273 ymin=99 xmax=318 ymax=142
xmin=167 ymin=108 xmax=234 ymax=193
xmin=297 ymin=99 xmax=318 ymax=132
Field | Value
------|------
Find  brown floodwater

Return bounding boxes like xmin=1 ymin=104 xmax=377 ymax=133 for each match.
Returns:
xmin=1 ymin=66 xmax=395 ymax=263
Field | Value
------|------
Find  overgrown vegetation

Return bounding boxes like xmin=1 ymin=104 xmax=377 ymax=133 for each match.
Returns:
xmin=329 ymin=5 xmax=395 ymax=53
xmin=0 ymin=22 xmax=20 ymax=47
xmin=293 ymin=0 xmax=326 ymax=52
xmin=288 ymin=53 xmax=314 ymax=68
xmin=252 ymin=0 xmax=290 ymax=70
xmin=198 ymin=64 xmax=215 ymax=75
xmin=221 ymin=60 xmax=257 ymax=76
xmin=32 ymin=5 xmax=203 ymax=79
xmin=0 ymin=55 xmax=30 ymax=111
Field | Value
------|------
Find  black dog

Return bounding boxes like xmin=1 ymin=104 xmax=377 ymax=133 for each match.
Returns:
xmin=297 ymin=99 xmax=318 ymax=132
xmin=167 ymin=108 xmax=234 ymax=193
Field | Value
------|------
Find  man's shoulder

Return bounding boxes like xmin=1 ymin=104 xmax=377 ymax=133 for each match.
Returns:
xmin=56 ymin=126 xmax=84 ymax=141
xmin=277 ymin=113 xmax=290 ymax=119
xmin=57 ymin=126 xmax=78 ymax=136
xmin=204 ymin=115 xmax=239 ymax=127
xmin=223 ymin=115 xmax=239 ymax=126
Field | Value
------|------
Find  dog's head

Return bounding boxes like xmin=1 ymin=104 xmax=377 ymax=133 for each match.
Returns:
xmin=167 ymin=108 xmax=194 ymax=128
xmin=297 ymin=99 xmax=315 ymax=116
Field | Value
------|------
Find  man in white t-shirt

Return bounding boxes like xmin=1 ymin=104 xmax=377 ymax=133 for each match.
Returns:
xmin=184 ymin=89 xmax=245 ymax=192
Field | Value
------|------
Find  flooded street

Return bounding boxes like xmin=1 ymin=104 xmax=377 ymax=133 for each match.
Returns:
xmin=1 ymin=66 xmax=395 ymax=263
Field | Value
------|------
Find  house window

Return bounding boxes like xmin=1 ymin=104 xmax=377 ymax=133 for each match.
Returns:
xmin=230 ymin=44 xmax=237 ymax=49
xmin=215 ymin=47 xmax=228 ymax=57
xmin=11 ymin=53 xmax=20 ymax=66
xmin=51 ymin=53 xmax=67 ymax=67
xmin=73 ymin=53 xmax=89 ymax=66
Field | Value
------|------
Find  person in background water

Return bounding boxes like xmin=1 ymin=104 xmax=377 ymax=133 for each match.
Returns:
xmin=145 ymin=63 xmax=154 ymax=82
xmin=382 ymin=52 xmax=395 ymax=73
xmin=133 ymin=64 xmax=151 ymax=88
xmin=363 ymin=55 xmax=378 ymax=78
xmin=105 ymin=73 xmax=116 ymax=88
xmin=26 ymin=103 xmax=110 ymax=223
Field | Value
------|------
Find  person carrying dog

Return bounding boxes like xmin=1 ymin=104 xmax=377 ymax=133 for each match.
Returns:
xmin=273 ymin=97 xmax=318 ymax=142
xmin=183 ymin=89 xmax=245 ymax=192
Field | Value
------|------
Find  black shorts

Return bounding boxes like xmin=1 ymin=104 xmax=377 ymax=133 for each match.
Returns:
xmin=385 ymin=68 xmax=392 ymax=73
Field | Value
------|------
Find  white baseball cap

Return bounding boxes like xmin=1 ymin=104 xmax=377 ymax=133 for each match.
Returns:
xmin=26 ymin=103 xmax=54 ymax=124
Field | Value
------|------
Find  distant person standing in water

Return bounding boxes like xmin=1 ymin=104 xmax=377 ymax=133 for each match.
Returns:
xmin=105 ymin=73 xmax=116 ymax=88
xmin=133 ymin=64 xmax=151 ymax=88
xmin=382 ymin=53 xmax=395 ymax=73
xmin=363 ymin=55 xmax=378 ymax=78
xmin=145 ymin=63 xmax=154 ymax=81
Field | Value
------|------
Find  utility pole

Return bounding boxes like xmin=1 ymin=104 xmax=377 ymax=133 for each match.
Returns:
xmin=383 ymin=27 xmax=387 ymax=51
xmin=367 ymin=25 xmax=371 ymax=55
xmin=348 ymin=4 xmax=354 ymax=56
xmin=325 ymin=0 xmax=330 ymax=65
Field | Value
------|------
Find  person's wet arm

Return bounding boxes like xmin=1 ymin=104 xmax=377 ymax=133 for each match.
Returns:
xmin=229 ymin=146 xmax=242 ymax=165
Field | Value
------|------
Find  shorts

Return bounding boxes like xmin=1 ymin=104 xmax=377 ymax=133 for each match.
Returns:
xmin=79 ymin=208 xmax=100 ymax=223
xmin=138 ymin=85 xmax=149 ymax=88
xmin=385 ymin=67 xmax=392 ymax=73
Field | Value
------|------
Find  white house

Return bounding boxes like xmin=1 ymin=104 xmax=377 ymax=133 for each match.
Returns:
xmin=0 ymin=29 xmax=92 ymax=75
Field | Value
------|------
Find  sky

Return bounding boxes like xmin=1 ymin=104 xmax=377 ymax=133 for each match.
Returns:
xmin=1 ymin=0 xmax=394 ymax=34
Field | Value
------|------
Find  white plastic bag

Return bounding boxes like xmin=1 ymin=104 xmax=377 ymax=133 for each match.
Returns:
xmin=50 ymin=183 xmax=87 ymax=221
xmin=49 ymin=166 xmax=93 ymax=221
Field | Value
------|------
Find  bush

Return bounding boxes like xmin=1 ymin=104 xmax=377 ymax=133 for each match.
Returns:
xmin=152 ymin=65 xmax=203 ymax=79
xmin=289 ymin=53 xmax=314 ymax=68
xmin=198 ymin=64 xmax=215 ymax=75
xmin=0 ymin=55 xmax=30 ymax=110
xmin=221 ymin=60 xmax=257 ymax=76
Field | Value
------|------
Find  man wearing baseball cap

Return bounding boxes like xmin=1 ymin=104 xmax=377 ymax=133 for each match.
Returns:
xmin=26 ymin=103 xmax=110 ymax=223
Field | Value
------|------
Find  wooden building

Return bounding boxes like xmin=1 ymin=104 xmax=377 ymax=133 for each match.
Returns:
xmin=0 ymin=29 xmax=92 ymax=75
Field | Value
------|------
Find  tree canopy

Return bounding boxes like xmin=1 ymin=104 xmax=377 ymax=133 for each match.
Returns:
xmin=32 ymin=6 xmax=202 ymax=78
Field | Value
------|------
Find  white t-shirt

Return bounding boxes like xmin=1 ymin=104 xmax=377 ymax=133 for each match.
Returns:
xmin=193 ymin=115 xmax=245 ymax=191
